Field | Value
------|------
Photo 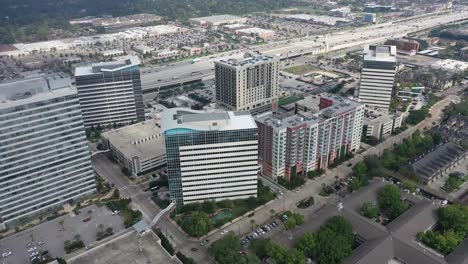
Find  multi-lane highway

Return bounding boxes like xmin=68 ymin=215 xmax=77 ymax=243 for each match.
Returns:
xmin=140 ymin=8 xmax=468 ymax=92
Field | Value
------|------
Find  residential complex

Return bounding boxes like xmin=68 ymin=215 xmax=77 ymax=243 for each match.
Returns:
xmin=256 ymin=95 xmax=364 ymax=181
xmin=0 ymin=74 xmax=95 ymax=229
xmin=215 ymin=52 xmax=280 ymax=115
xmin=161 ymin=108 xmax=258 ymax=204
xmin=74 ymin=56 xmax=145 ymax=128
xmin=362 ymin=106 xmax=402 ymax=140
xmin=358 ymin=45 xmax=397 ymax=110
xmin=102 ymin=119 xmax=166 ymax=177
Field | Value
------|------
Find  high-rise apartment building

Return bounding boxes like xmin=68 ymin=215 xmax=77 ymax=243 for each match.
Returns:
xmin=0 ymin=74 xmax=96 ymax=229
xmin=358 ymin=45 xmax=397 ymax=110
xmin=257 ymin=94 xmax=364 ymax=180
xmin=161 ymin=108 xmax=258 ymax=204
xmin=215 ymin=52 xmax=279 ymax=115
xmin=74 ymin=56 xmax=144 ymax=128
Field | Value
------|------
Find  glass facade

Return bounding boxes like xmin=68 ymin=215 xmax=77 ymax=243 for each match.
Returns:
xmin=0 ymin=92 xmax=96 ymax=226
xmin=165 ymin=128 xmax=258 ymax=204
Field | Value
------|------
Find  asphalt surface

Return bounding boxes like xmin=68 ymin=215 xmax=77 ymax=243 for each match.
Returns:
xmin=0 ymin=205 xmax=124 ymax=264
xmin=140 ymin=9 xmax=468 ymax=90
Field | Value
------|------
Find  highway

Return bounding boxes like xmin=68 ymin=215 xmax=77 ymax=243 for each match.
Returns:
xmin=140 ymin=8 xmax=468 ymax=92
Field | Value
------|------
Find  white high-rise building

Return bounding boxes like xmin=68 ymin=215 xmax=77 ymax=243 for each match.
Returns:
xmin=215 ymin=52 xmax=279 ymax=115
xmin=358 ymin=45 xmax=397 ymax=110
xmin=74 ymin=56 xmax=145 ymax=128
xmin=161 ymin=108 xmax=258 ymax=204
xmin=0 ymin=74 xmax=95 ymax=229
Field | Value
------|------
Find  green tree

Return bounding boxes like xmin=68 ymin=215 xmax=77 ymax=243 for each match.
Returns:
xmin=353 ymin=161 xmax=367 ymax=178
xmin=210 ymin=232 xmax=261 ymax=264
xmin=180 ymin=212 xmax=212 ymax=237
xmin=201 ymin=200 xmax=217 ymax=214
xmin=378 ymin=185 xmax=408 ymax=221
xmin=249 ymin=238 xmax=271 ymax=259
xmin=361 ymin=202 xmax=379 ymax=219
xmin=112 ymin=189 xmax=120 ymax=200
xmin=296 ymin=232 xmax=316 ymax=257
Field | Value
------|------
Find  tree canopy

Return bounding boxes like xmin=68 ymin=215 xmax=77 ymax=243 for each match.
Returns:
xmin=209 ymin=232 xmax=260 ymax=264
xmin=377 ymin=185 xmax=408 ymax=221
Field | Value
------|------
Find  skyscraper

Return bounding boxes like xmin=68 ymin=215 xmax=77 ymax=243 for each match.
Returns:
xmin=161 ymin=108 xmax=258 ymax=204
xmin=0 ymin=74 xmax=95 ymax=229
xmin=215 ymin=52 xmax=279 ymax=115
xmin=74 ymin=56 xmax=145 ymax=128
xmin=257 ymin=94 xmax=364 ymax=181
xmin=358 ymin=45 xmax=397 ymax=110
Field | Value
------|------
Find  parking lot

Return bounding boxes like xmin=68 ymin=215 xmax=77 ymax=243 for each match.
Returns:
xmin=0 ymin=205 xmax=124 ymax=264
xmin=69 ymin=231 xmax=179 ymax=264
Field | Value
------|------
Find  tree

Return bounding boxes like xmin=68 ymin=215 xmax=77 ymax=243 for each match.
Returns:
xmin=438 ymin=205 xmax=468 ymax=234
xmin=265 ymin=242 xmax=305 ymax=264
xmin=112 ymin=189 xmax=120 ymax=200
xmin=353 ymin=161 xmax=367 ymax=178
xmin=180 ymin=212 xmax=212 ymax=237
xmin=201 ymin=200 xmax=217 ymax=214
xmin=270 ymin=209 xmax=276 ymax=219
xmin=250 ymin=219 xmax=256 ymax=231
xmin=209 ymin=232 xmax=261 ymax=264
xmin=361 ymin=202 xmax=379 ymax=219
xmin=249 ymin=238 xmax=271 ymax=259
xmin=378 ymin=185 xmax=408 ymax=221
xmin=296 ymin=232 xmax=316 ymax=257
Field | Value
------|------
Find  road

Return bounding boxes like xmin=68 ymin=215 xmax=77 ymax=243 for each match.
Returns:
xmin=140 ymin=8 xmax=468 ymax=91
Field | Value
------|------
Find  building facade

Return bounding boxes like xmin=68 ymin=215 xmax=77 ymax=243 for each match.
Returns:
xmin=161 ymin=108 xmax=258 ymax=204
xmin=257 ymin=95 xmax=364 ymax=181
xmin=74 ymin=56 xmax=145 ymax=128
xmin=358 ymin=45 xmax=397 ymax=110
xmin=362 ymin=106 xmax=402 ymax=140
xmin=102 ymin=119 xmax=166 ymax=177
xmin=215 ymin=52 xmax=279 ymax=115
xmin=0 ymin=74 xmax=95 ymax=229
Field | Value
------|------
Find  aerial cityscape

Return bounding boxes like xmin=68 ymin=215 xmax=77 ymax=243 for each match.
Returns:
xmin=0 ymin=0 xmax=468 ymax=264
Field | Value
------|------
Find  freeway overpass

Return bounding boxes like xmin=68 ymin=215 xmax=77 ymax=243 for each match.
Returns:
xmin=140 ymin=8 xmax=468 ymax=93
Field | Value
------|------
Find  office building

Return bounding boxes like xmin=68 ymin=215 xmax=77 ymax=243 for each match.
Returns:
xmin=161 ymin=108 xmax=258 ymax=204
xmin=358 ymin=45 xmax=397 ymax=110
xmin=215 ymin=52 xmax=279 ymax=115
xmin=74 ymin=56 xmax=145 ymax=128
xmin=362 ymin=106 xmax=402 ymax=140
xmin=257 ymin=94 xmax=364 ymax=181
xmin=102 ymin=119 xmax=166 ymax=177
xmin=0 ymin=74 xmax=95 ymax=229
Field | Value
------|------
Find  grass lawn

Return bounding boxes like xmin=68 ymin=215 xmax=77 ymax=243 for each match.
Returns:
xmin=279 ymin=96 xmax=302 ymax=106
xmin=283 ymin=65 xmax=320 ymax=76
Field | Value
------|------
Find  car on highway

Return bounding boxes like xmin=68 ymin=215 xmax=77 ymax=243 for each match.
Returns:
xmin=2 ymin=251 xmax=12 ymax=258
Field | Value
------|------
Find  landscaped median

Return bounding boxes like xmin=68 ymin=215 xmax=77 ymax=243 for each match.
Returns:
xmin=171 ymin=181 xmax=277 ymax=237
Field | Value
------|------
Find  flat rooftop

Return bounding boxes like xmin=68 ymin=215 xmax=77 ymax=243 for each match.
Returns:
xmin=74 ymin=55 xmax=140 ymax=76
xmin=216 ymin=52 xmax=278 ymax=68
xmin=411 ymin=142 xmax=467 ymax=181
xmin=161 ymin=108 xmax=257 ymax=134
xmin=102 ymin=119 xmax=165 ymax=159
xmin=257 ymin=94 xmax=362 ymax=130
xmin=364 ymin=45 xmax=397 ymax=62
xmin=363 ymin=106 xmax=396 ymax=125
xmin=0 ymin=73 xmax=75 ymax=108
xmin=189 ymin=14 xmax=245 ymax=23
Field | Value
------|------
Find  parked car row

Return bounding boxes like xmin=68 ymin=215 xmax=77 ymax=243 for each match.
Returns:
xmin=241 ymin=221 xmax=279 ymax=245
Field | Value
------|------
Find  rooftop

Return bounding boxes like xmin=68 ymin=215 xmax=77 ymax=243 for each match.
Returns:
xmin=364 ymin=45 xmax=397 ymax=62
xmin=257 ymin=94 xmax=362 ymax=129
xmin=363 ymin=105 xmax=398 ymax=125
xmin=410 ymin=142 xmax=467 ymax=181
xmin=236 ymin=27 xmax=275 ymax=34
xmin=161 ymin=108 xmax=256 ymax=134
xmin=189 ymin=14 xmax=245 ymax=24
xmin=102 ymin=119 xmax=165 ymax=159
xmin=216 ymin=52 xmax=278 ymax=68
xmin=75 ymin=56 xmax=140 ymax=76
xmin=0 ymin=73 xmax=75 ymax=108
